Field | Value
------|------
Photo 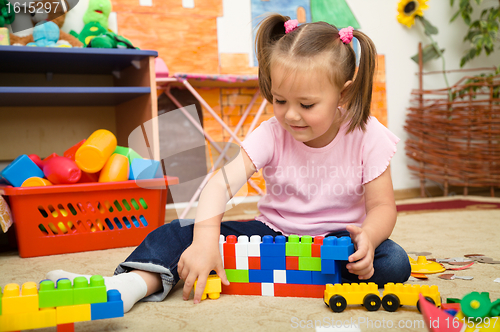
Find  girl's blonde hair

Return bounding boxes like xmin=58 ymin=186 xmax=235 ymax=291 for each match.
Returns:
xmin=255 ymin=13 xmax=377 ymax=133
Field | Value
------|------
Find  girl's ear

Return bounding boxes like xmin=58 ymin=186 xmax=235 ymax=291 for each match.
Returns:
xmin=340 ymin=80 xmax=353 ymax=103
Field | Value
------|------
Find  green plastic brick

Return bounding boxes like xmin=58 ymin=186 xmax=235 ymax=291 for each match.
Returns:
xmin=298 ymin=236 xmax=312 ymax=257
xmin=446 ymin=298 xmax=461 ymax=304
xmin=39 ymin=279 xmax=74 ymax=308
xmin=114 ymin=146 xmax=143 ymax=165
xmin=225 ymin=269 xmax=249 ymax=283
xmin=73 ymin=275 xmax=107 ymax=305
xmin=286 ymin=235 xmax=299 ymax=256
xmin=298 ymin=257 xmax=321 ymax=271
xmin=1 ymin=284 xmax=3 ymax=315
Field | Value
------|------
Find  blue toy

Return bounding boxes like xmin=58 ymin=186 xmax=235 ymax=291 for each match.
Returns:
xmin=1 ymin=154 xmax=44 ymax=187
xmin=27 ymin=21 xmax=60 ymax=47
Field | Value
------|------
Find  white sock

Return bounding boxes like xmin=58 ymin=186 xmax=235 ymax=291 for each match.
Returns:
xmin=45 ymin=270 xmax=148 ymax=313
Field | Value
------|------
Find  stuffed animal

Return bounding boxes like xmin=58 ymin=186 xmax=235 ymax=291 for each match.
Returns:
xmin=9 ymin=0 xmax=82 ymax=47
xmin=71 ymin=0 xmax=137 ymax=49
xmin=0 ymin=0 xmax=15 ymax=27
xmin=26 ymin=20 xmax=71 ymax=47
xmin=87 ymin=30 xmax=137 ymax=49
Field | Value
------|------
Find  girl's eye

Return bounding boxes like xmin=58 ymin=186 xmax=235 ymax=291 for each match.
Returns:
xmin=274 ymin=99 xmax=286 ymax=105
xmin=301 ymin=104 xmax=314 ymax=109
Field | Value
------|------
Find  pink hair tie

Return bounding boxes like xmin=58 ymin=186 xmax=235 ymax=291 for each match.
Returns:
xmin=284 ymin=19 xmax=298 ymax=34
xmin=339 ymin=26 xmax=354 ymax=44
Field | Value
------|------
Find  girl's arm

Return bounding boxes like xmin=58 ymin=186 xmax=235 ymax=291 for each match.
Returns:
xmin=177 ymin=147 xmax=257 ymax=303
xmin=346 ymin=166 xmax=397 ymax=279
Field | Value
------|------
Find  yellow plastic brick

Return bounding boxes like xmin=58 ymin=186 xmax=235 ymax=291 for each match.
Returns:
xmin=2 ymin=282 xmax=39 ymax=315
xmin=194 ymin=275 xmax=222 ymax=301
xmin=0 ymin=307 xmax=56 ymax=332
xmin=56 ymin=304 xmax=91 ymax=324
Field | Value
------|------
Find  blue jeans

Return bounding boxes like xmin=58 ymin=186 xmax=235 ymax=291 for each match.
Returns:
xmin=115 ymin=219 xmax=411 ymax=302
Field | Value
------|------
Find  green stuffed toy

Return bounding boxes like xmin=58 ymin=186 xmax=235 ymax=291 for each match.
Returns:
xmin=71 ymin=0 xmax=137 ymax=49
xmin=0 ymin=0 xmax=15 ymax=27
xmin=88 ymin=30 xmax=136 ymax=49
xmin=83 ymin=0 xmax=111 ymax=29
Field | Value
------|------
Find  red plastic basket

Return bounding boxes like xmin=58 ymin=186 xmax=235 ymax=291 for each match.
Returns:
xmin=0 ymin=176 xmax=178 ymax=258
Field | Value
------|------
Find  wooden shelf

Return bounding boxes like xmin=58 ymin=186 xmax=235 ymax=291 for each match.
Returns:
xmin=0 ymin=87 xmax=151 ymax=106
xmin=0 ymin=46 xmax=159 ymax=161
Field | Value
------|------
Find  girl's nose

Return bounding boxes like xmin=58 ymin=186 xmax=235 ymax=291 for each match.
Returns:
xmin=285 ymin=108 xmax=301 ymax=122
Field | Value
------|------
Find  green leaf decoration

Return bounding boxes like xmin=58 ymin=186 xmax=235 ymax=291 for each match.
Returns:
xmin=411 ymin=44 xmax=446 ymax=64
xmin=418 ymin=16 xmax=439 ymax=35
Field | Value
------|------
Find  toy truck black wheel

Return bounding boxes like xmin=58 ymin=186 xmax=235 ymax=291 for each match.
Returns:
xmin=382 ymin=294 xmax=400 ymax=312
xmin=416 ymin=296 xmax=435 ymax=313
xmin=329 ymin=295 xmax=347 ymax=313
xmin=363 ymin=294 xmax=381 ymax=311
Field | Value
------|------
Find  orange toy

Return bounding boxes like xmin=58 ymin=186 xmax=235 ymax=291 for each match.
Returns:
xmin=0 ymin=177 xmax=178 ymax=257
xmin=21 ymin=177 xmax=53 ymax=187
xmin=98 ymin=154 xmax=129 ymax=183
xmin=75 ymin=130 xmax=117 ymax=173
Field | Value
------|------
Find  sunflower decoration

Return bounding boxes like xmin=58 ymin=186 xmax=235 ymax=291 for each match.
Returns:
xmin=397 ymin=0 xmax=429 ymax=28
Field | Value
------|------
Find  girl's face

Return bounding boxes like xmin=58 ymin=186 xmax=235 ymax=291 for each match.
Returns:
xmin=271 ymin=64 xmax=349 ymax=148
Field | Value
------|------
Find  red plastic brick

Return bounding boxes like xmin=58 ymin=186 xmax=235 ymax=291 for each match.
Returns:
xmin=248 ymin=257 xmax=260 ymax=270
xmin=221 ymin=282 xmax=261 ymax=296
xmin=286 ymin=256 xmax=299 ymax=270
xmin=223 ymin=235 xmax=237 ymax=257
xmin=274 ymin=283 xmax=325 ymax=298
xmin=311 ymin=236 xmax=324 ymax=258
xmin=57 ymin=322 xmax=75 ymax=332
xmin=224 ymin=256 xmax=236 ymax=269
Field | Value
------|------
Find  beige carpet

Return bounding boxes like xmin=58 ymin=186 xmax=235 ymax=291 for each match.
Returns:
xmin=1 ymin=195 xmax=500 ymax=332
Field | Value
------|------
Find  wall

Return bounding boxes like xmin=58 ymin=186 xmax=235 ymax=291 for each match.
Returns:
xmin=217 ymin=0 xmax=499 ymax=192
xmin=57 ymin=0 xmax=498 ymax=192
xmin=344 ymin=0 xmax=499 ymax=191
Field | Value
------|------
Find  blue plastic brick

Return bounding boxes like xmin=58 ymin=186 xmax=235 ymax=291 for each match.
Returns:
xmin=2 ymin=154 xmax=44 ymax=187
xmin=311 ymin=270 xmax=341 ymax=285
xmin=90 ymin=290 xmax=124 ymax=320
xmin=260 ymin=235 xmax=286 ymax=257
xmin=260 ymin=256 xmax=286 ymax=270
xmin=286 ymin=270 xmax=312 ymax=284
xmin=321 ymin=259 xmax=336 ymax=274
xmin=129 ymin=159 xmax=160 ymax=180
xmin=248 ymin=269 xmax=274 ymax=283
xmin=321 ymin=236 xmax=354 ymax=260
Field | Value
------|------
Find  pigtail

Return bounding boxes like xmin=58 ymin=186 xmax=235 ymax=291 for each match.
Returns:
xmin=255 ymin=14 xmax=290 ymax=103
xmin=343 ymin=30 xmax=377 ymax=133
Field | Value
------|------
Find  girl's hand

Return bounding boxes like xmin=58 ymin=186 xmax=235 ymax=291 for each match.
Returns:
xmin=345 ymin=225 xmax=375 ymax=280
xmin=177 ymin=241 xmax=229 ymax=303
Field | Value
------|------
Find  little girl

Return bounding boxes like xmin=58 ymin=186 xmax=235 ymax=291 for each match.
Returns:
xmin=47 ymin=14 xmax=410 ymax=312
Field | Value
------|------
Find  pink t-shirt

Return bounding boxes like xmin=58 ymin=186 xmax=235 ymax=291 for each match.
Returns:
xmin=241 ymin=116 xmax=399 ymax=236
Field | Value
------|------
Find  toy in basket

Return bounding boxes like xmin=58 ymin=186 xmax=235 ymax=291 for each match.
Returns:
xmin=0 ymin=129 xmax=178 ymax=257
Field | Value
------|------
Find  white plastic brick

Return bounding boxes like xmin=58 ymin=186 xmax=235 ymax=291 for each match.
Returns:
xmin=235 ymin=235 xmax=249 ymax=257
xmin=219 ymin=234 xmax=225 ymax=256
xmin=236 ymin=256 xmax=249 ymax=270
xmin=248 ymin=235 xmax=261 ymax=257
xmin=273 ymin=270 xmax=287 ymax=284
xmin=261 ymin=283 xmax=274 ymax=296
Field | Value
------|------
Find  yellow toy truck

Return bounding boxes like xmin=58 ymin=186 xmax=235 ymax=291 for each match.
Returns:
xmin=324 ymin=283 xmax=381 ymax=312
xmin=381 ymin=283 xmax=441 ymax=312
xmin=324 ymin=282 xmax=441 ymax=313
